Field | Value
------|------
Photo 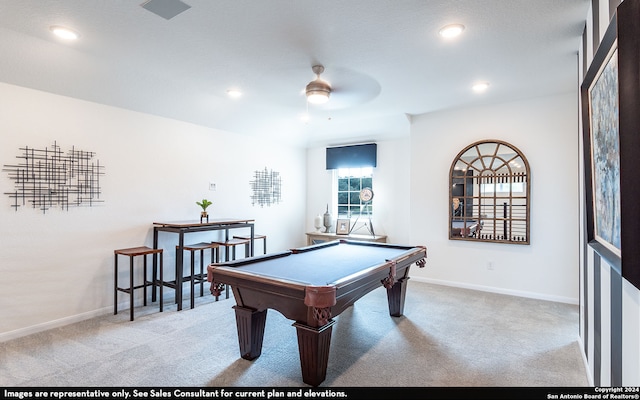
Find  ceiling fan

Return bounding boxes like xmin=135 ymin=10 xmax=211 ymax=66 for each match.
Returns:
xmin=305 ymin=65 xmax=331 ymax=104
xmin=302 ymin=64 xmax=381 ymax=109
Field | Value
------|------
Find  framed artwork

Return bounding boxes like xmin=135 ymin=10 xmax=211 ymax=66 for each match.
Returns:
xmin=581 ymin=0 xmax=640 ymax=290
xmin=587 ymin=41 xmax=621 ymax=257
xmin=336 ymin=219 xmax=350 ymax=235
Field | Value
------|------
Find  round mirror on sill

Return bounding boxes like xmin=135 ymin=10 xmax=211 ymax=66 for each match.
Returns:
xmin=449 ymin=139 xmax=530 ymax=244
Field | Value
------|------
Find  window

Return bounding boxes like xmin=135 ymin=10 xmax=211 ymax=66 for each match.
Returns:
xmin=336 ymin=167 xmax=373 ymax=218
xmin=480 ymin=182 xmax=525 ymax=193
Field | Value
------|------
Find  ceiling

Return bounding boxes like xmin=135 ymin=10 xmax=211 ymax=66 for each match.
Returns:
xmin=0 ymin=0 xmax=590 ymax=148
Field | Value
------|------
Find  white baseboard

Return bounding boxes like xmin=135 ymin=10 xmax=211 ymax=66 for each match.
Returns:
xmin=411 ymin=276 xmax=580 ymax=305
xmin=0 ymin=306 xmax=112 ymax=343
xmin=576 ymin=335 xmax=594 ymax=386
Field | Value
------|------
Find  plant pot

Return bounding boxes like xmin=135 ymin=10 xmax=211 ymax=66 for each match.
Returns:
xmin=200 ymin=211 xmax=209 ymax=223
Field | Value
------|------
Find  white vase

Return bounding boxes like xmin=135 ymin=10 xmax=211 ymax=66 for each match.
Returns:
xmin=314 ymin=215 xmax=323 ymax=232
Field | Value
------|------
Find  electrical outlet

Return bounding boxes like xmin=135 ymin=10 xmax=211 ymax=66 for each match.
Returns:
xmin=209 ymin=182 xmax=216 ymax=191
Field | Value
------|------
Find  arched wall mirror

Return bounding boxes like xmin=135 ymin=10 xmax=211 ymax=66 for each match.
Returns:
xmin=449 ymin=140 xmax=530 ymax=244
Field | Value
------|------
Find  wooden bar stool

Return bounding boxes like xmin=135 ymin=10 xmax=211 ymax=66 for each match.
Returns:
xmin=211 ymin=238 xmax=250 ymax=300
xmin=178 ymin=242 xmax=220 ymax=308
xmin=233 ymin=234 xmax=267 ymax=255
xmin=114 ymin=246 xmax=163 ymax=321
xmin=212 ymin=238 xmax=251 ymax=262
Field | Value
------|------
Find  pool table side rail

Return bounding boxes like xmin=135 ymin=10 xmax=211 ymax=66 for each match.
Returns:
xmin=207 ymin=262 xmax=313 ymax=291
xmin=329 ymin=245 xmax=426 ymax=288
xmin=291 ymin=238 xmax=421 ymax=253
xmin=210 ymin=250 xmax=293 ymax=267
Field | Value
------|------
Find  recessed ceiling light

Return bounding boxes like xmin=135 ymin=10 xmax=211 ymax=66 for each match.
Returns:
xmin=49 ymin=25 xmax=80 ymax=40
xmin=226 ymin=89 xmax=242 ymax=98
xmin=472 ymin=81 xmax=490 ymax=93
xmin=438 ymin=24 xmax=465 ymax=39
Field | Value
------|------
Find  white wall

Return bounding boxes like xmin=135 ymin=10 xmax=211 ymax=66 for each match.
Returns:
xmin=621 ymin=280 xmax=640 ymax=384
xmin=0 ymin=82 xmax=307 ymax=340
xmin=305 ymin=137 xmax=412 ymax=245
xmin=409 ymin=92 xmax=581 ymax=303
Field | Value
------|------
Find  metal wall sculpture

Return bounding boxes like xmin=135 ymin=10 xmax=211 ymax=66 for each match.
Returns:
xmin=3 ymin=141 xmax=105 ymax=213
xmin=249 ymin=167 xmax=281 ymax=207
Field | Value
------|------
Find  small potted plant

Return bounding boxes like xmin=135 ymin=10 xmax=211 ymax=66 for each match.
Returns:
xmin=196 ymin=199 xmax=212 ymax=223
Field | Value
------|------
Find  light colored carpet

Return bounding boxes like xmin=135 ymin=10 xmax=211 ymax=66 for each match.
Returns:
xmin=0 ymin=281 xmax=589 ymax=387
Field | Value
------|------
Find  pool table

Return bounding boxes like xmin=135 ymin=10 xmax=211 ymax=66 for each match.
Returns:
xmin=206 ymin=239 xmax=427 ymax=386
xmin=451 ymin=219 xmax=481 ymax=237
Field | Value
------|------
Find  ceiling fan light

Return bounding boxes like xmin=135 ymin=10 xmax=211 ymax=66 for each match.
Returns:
xmin=306 ymin=91 xmax=330 ymax=104
xmin=306 ymin=79 xmax=331 ymax=104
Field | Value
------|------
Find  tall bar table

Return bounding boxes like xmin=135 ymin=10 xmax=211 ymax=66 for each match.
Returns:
xmin=152 ymin=218 xmax=255 ymax=311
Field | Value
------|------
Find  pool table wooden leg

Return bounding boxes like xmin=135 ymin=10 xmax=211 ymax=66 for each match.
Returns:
xmin=233 ymin=305 xmax=267 ymax=360
xmin=386 ymin=276 xmax=409 ymax=317
xmin=293 ymin=320 xmax=336 ymax=387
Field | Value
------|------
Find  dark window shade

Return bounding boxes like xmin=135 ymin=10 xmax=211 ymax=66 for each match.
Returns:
xmin=326 ymin=143 xmax=377 ymax=169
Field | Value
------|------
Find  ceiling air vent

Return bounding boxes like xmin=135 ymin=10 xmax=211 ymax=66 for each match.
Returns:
xmin=141 ymin=0 xmax=191 ymax=20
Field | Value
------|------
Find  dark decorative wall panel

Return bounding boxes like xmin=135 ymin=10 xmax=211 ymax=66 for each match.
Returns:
xmin=3 ymin=141 xmax=105 ymax=213
xmin=581 ymin=0 xmax=639 ymax=386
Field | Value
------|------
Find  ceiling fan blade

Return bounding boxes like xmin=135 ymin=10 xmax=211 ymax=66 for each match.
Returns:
xmin=323 ymin=67 xmax=381 ymax=109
